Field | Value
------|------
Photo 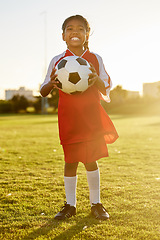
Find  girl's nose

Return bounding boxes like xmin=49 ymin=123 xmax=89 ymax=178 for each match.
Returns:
xmin=73 ymin=28 xmax=79 ymax=33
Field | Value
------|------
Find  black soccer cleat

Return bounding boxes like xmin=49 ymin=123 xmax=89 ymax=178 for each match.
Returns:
xmin=91 ymin=203 xmax=109 ymax=220
xmin=54 ymin=202 xmax=76 ymax=220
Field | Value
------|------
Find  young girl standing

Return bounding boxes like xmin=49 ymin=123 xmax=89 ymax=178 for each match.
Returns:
xmin=40 ymin=15 xmax=118 ymax=220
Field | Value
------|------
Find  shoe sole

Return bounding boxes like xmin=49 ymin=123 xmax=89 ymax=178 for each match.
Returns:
xmin=91 ymin=211 xmax=109 ymax=220
xmin=54 ymin=212 xmax=76 ymax=220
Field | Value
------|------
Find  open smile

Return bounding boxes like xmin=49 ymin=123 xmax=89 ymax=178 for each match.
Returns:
xmin=70 ymin=37 xmax=80 ymax=41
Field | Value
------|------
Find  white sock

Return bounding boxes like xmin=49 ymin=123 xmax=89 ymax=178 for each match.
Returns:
xmin=86 ymin=169 xmax=100 ymax=206
xmin=64 ymin=176 xmax=77 ymax=207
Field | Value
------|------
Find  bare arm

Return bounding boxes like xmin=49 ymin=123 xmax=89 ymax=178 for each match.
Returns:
xmin=40 ymin=68 xmax=59 ymax=97
xmin=40 ymin=82 xmax=54 ymax=97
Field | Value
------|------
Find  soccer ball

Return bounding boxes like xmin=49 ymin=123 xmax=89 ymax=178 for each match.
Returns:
xmin=55 ymin=56 xmax=92 ymax=94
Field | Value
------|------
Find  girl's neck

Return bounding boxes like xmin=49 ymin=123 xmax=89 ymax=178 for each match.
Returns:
xmin=68 ymin=47 xmax=86 ymax=56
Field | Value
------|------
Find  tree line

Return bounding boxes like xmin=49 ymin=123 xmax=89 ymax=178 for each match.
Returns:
xmin=0 ymin=86 xmax=160 ymax=115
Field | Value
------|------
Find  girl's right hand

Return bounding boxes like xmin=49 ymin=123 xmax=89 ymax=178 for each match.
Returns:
xmin=50 ymin=68 xmax=61 ymax=89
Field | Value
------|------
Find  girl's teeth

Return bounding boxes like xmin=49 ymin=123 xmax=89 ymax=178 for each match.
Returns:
xmin=71 ymin=37 xmax=79 ymax=40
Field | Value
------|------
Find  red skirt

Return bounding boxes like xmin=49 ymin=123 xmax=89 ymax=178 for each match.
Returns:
xmin=62 ymin=136 xmax=108 ymax=164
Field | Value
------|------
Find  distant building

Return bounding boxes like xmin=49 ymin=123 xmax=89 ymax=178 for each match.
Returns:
xmin=5 ymin=87 xmax=33 ymax=100
xmin=143 ymin=81 xmax=160 ymax=98
xmin=127 ymin=90 xmax=140 ymax=98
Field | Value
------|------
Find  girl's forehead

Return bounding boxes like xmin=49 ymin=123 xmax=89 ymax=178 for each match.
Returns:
xmin=65 ymin=19 xmax=86 ymax=28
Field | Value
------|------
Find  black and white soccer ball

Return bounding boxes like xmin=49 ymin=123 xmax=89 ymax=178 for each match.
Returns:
xmin=55 ymin=56 xmax=92 ymax=94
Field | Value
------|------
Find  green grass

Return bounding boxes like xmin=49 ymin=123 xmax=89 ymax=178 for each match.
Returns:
xmin=0 ymin=114 xmax=160 ymax=240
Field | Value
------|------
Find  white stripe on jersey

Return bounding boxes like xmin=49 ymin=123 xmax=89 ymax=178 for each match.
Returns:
xmin=40 ymin=51 xmax=66 ymax=91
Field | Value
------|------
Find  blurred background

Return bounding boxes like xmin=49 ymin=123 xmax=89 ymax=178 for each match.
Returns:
xmin=0 ymin=0 xmax=160 ymax=114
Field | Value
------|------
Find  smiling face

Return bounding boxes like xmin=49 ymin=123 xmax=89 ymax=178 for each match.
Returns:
xmin=62 ymin=19 xmax=89 ymax=55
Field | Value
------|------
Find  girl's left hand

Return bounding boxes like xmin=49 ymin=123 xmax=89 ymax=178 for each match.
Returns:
xmin=88 ymin=63 xmax=99 ymax=86
xmin=88 ymin=63 xmax=106 ymax=95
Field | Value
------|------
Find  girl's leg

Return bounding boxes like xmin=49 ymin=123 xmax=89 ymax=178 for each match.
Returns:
xmin=84 ymin=161 xmax=98 ymax=172
xmin=64 ymin=162 xmax=79 ymax=177
xmin=84 ymin=161 xmax=109 ymax=220
xmin=64 ymin=162 xmax=79 ymax=207
xmin=84 ymin=161 xmax=100 ymax=205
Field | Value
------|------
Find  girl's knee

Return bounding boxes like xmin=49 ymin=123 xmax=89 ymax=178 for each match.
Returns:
xmin=84 ymin=161 xmax=98 ymax=171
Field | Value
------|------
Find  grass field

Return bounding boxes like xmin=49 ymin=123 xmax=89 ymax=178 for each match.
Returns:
xmin=0 ymin=114 xmax=160 ymax=240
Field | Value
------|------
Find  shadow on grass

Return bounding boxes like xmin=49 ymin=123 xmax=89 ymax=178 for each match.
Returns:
xmin=22 ymin=214 xmax=102 ymax=240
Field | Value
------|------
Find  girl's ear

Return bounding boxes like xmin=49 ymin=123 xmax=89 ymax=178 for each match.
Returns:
xmin=62 ymin=33 xmax=65 ymax=41
xmin=86 ymin=32 xmax=89 ymax=41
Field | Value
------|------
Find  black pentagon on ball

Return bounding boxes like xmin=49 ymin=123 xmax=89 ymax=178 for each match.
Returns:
xmin=57 ymin=59 xmax=67 ymax=69
xmin=55 ymin=78 xmax=62 ymax=89
xmin=76 ymin=57 xmax=87 ymax=65
xmin=69 ymin=72 xmax=81 ymax=84
xmin=70 ymin=91 xmax=82 ymax=95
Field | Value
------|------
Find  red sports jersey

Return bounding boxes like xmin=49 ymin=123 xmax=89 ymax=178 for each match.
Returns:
xmin=41 ymin=49 xmax=118 ymax=146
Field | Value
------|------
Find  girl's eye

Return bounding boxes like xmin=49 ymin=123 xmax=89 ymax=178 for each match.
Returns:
xmin=66 ymin=26 xmax=85 ymax=32
xmin=79 ymin=28 xmax=85 ymax=31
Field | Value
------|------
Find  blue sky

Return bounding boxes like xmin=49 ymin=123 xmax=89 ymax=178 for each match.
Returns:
xmin=0 ymin=0 xmax=160 ymax=98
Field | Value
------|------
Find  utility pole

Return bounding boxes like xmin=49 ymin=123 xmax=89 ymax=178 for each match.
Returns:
xmin=40 ymin=11 xmax=48 ymax=114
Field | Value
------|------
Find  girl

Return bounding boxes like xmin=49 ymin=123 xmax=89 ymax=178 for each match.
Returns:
xmin=40 ymin=15 xmax=118 ymax=220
